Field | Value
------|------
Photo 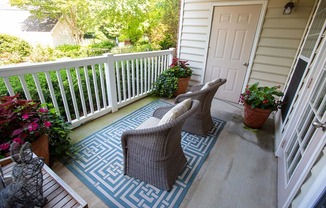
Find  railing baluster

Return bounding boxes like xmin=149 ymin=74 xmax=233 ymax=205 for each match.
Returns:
xmin=115 ymin=62 xmax=122 ymax=103
xmin=32 ymin=73 xmax=46 ymax=103
xmin=127 ymin=60 xmax=131 ymax=100
xmin=140 ymin=58 xmax=143 ymax=95
xmin=144 ymin=58 xmax=147 ymax=93
xmin=148 ymin=57 xmax=152 ymax=91
xmin=92 ymin=65 xmax=101 ymax=111
xmin=161 ymin=55 xmax=164 ymax=74
xmin=154 ymin=56 xmax=158 ymax=82
xmin=131 ymin=59 xmax=135 ymax=98
xmin=99 ymin=64 xmax=107 ymax=108
xmin=136 ymin=59 xmax=139 ymax=96
xmin=151 ymin=57 xmax=154 ymax=90
xmin=3 ymin=77 xmax=15 ymax=96
xmin=56 ymin=70 xmax=72 ymax=122
xmin=157 ymin=56 xmax=161 ymax=75
xmin=75 ymin=67 xmax=87 ymax=118
xmin=66 ymin=68 xmax=80 ymax=120
xmin=44 ymin=71 xmax=59 ymax=113
xmin=163 ymin=55 xmax=167 ymax=72
xmin=83 ymin=66 xmax=94 ymax=114
xmin=121 ymin=61 xmax=127 ymax=101
xmin=18 ymin=75 xmax=31 ymax=100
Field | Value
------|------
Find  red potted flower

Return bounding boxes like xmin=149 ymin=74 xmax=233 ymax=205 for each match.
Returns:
xmin=239 ymin=82 xmax=284 ymax=129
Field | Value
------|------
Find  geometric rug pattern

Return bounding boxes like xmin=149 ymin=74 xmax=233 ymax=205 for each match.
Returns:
xmin=65 ymin=100 xmax=225 ymax=208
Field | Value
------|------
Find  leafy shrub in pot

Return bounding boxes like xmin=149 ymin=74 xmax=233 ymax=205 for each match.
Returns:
xmin=0 ymin=94 xmax=72 ymax=159
xmin=239 ymin=82 xmax=284 ymax=128
xmin=153 ymin=58 xmax=192 ymax=98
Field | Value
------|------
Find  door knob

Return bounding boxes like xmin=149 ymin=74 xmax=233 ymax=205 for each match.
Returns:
xmin=243 ymin=62 xmax=248 ymax=67
xmin=312 ymin=121 xmax=326 ymax=131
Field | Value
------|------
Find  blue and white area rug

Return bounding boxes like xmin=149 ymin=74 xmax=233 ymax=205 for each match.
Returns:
xmin=65 ymin=100 xmax=225 ymax=208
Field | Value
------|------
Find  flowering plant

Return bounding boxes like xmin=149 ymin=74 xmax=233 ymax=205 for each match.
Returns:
xmin=169 ymin=58 xmax=193 ymax=78
xmin=240 ymin=82 xmax=284 ymax=111
xmin=153 ymin=58 xmax=192 ymax=98
xmin=0 ymin=94 xmax=71 ymax=159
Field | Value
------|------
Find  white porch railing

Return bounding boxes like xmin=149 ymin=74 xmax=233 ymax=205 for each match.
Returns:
xmin=0 ymin=48 xmax=174 ymax=128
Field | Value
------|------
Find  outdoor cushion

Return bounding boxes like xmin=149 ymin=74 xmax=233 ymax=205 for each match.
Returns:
xmin=158 ymin=98 xmax=191 ymax=125
xmin=136 ymin=117 xmax=160 ymax=129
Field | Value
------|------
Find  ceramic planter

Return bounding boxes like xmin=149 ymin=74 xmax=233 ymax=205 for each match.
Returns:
xmin=243 ymin=102 xmax=272 ymax=129
xmin=173 ymin=77 xmax=190 ymax=96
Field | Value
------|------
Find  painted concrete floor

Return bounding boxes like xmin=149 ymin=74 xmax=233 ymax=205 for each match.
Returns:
xmin=52 ymin=97 xmax=277 ymax=208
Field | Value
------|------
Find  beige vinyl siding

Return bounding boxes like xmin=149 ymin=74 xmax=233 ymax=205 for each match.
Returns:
xmin=179 ymin=0 xmax=314 ymax=88
xmin=248 ymin=1 xmax=314 ymax=87
xmin=179 ymin=2 xmax=211 ymax=86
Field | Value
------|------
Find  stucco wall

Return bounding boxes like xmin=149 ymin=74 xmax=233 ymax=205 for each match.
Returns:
xmin=178 ymin=0 xmax=314 ymax=88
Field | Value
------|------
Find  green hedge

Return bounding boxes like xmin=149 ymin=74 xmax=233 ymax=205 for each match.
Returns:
xmin=0 ymin=34 xmax=32 ymax=64
xmin=0 ymin=34 xmax=32 ymax=56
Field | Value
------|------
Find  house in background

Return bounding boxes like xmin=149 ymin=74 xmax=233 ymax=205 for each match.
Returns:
xmin=0 ymin=0 xmax=75 ymax=47
xmin=178 ymin=0 xmax=325 ymax=207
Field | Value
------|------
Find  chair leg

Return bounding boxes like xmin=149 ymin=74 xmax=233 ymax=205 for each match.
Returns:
xmin=182 ymin=116 xmax=213 ymax=136
xmin=125 ymin=147 xmax=187 ymax=191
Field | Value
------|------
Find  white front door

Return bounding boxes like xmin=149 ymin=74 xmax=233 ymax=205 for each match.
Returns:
xmin=205 ymin=5 xmax=261 ymax=102
xmin=277 ymin=44 xmax=326 ymax=208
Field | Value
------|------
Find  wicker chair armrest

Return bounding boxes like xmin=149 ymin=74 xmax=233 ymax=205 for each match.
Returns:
xmin=122 ymin=100 xmax=200 ymax=150
xmin=190 ymin=84 xmax=204 ymax=92
xmin=152 ymin=105 xmax=175 ymax=119
xmin=174 ymin=79 xmax=227 ymax=104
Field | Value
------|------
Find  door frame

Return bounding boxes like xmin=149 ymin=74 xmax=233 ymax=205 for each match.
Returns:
xmin=277 ymin=36 xmax=326 ymax=207
xmin=203 ymin=0 xmax=268 ymax=93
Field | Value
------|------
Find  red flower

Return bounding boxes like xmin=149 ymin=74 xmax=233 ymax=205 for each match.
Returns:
xmin=28 ymin=123 xmax=39 ymax=131
xmin=263 ymin=99 xmax=269 ymax=104
xmin=245 ymin=90 xmax=250 ymax=95
xmin=0 ymin=143 xmax=10 ymax=151
xmin=13 ymin=137 xmax=24 ymax=145
xmin=22 ymin=113 xmax=29 ymax=120
xmin=44 ymin=121 xmax=51 ymax=128
xmin=38 ymin=108 xmax=48 ymax=113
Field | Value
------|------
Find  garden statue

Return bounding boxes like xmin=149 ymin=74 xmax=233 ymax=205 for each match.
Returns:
xmin=0 ymin=142 xmax=47 ymax=208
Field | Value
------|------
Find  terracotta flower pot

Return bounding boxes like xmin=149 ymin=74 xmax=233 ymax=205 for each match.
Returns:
xmin=174 ymin=77 xmax=190 ymax=96
xmin=243 ymin=102 xmax=272 ymax=129
xmin=31 ymin=134 xmax=50 ymax=166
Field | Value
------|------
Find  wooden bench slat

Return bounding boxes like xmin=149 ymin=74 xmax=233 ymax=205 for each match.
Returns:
xmin=46 ymin=191 xmax=68 ymax=207
xmin=43 ymin=179 xmax=58 ymax=192
xmin=62 ymin=198 xmax=78 ymax=208
xmin=43 ymin=182 xmax=60 ymax=196
xmin=45 ymin=188 xmax=65 ymax=203
xmin=52 ymin=194 xmax=74 ymax=207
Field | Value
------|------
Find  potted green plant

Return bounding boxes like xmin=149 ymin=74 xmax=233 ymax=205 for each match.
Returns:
xmin=240 ymin=82 xmax=284 ymax=129
xmin=153 ymin=58 xmax=192 ymax=98
xmin=0 ymin=94 xmax=72 ymax=165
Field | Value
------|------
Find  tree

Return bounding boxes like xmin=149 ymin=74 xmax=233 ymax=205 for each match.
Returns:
xmin=10 ymin=0 xmax=97 ymax=44
xmin=9 ymin=0 xmax=180 ymax=48
xmin=97 ymin=0 xmax=151 ymax=43
xmin=160 ymin=0 xmax=180 ymax=47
